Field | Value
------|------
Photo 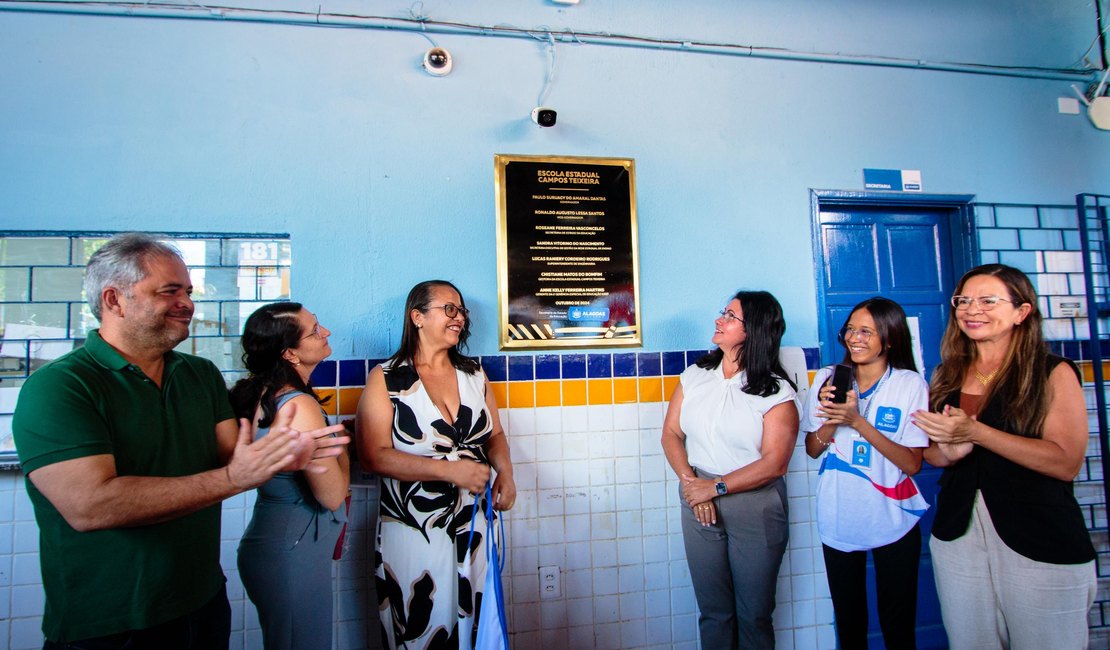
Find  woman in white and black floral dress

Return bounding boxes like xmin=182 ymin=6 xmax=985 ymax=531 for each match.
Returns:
xmin=357 ymin=280 xmax=515 ymax=650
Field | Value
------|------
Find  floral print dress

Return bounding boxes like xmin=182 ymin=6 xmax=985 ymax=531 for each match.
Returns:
xmin=375 ymin=361 xmax=495 ymax=650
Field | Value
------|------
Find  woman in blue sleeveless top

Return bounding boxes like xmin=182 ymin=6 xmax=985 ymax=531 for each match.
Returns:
xmin=231 ymin=302 xmax=350 ymax=650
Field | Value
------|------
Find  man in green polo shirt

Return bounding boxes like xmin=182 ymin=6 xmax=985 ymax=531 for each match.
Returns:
xmin=12 ymin=233 xmax=349 ymax=649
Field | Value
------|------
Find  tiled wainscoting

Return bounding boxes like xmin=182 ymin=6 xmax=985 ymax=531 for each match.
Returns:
xmin=1 ymin=344 xmax=1106 ymax=650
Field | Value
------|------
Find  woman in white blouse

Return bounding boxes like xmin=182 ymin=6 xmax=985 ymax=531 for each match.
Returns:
xmin=661 ymin=290 xmax=800 ymax=650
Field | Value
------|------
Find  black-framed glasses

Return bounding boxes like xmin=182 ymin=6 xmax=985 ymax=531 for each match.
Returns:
xmin=428 ymin=303 xmax=469 ymax=319
xmin=718 ymin=309 xmax=744 ymax=326
xmin=839 ymin=326 xmax=876 ymax=343
xmin=951 ymin=295 xmax=1014 ymax=311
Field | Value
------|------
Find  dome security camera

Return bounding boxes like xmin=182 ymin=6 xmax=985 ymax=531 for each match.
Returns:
xmin=423 ymin=47 xmax=453 ymax=76
xmin=531 ymin=107 xmax=557 ymax=127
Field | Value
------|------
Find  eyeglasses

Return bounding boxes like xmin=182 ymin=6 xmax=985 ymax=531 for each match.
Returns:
xmin=718 ymin=310 xmax=745 ymax=326
xmin=300 ymin=321 xmax=324 ymax=340
xmin=951 ymin=295 xmax=1015 ymax=311
xmin=428 ymin=303 xmax=469 ymax=319
xmin=839 ymin=327 xmax=877 ymax=342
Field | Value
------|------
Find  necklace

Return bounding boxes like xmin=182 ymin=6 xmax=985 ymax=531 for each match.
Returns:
xmin=974 ymin=367 xmax=999 ymax=385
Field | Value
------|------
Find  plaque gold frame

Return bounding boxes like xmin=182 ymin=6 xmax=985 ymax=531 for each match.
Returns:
xmin=494 ymin=153 xmax=642 ymax=350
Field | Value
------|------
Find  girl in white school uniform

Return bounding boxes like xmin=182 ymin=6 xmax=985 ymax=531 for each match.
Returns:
xmin=802 ymin=297 xmax=930 ymax=649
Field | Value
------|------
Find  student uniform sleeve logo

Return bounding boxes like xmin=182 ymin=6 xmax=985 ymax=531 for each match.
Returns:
xmin=874 ymin=406 xmax=901 ymax=433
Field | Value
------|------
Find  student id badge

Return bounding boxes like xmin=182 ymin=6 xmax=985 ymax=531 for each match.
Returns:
xmin=851 ymin=434 xmax=872 ymax=468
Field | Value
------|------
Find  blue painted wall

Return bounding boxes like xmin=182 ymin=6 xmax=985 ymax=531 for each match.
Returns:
xmin=1 ymin=1 xmax=1107 ymax=356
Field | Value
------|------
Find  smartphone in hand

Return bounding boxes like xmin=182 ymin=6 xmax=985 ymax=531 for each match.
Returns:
xmin=829 ymin=364 xmax=853 ymax=404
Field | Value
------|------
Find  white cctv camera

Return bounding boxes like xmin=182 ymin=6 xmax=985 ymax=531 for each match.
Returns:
xmin=531 ymin=107 xmax=557 ymax=127
xmin=423 ymin=47 xmax=453 ymax=76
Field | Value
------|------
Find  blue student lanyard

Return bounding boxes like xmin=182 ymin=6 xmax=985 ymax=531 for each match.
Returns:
xmin=854 ymin=365 xmax=891 ymax=420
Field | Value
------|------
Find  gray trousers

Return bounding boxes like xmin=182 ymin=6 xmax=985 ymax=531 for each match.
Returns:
xmin=930 ymin=491 xmax=1096 ymax=650
xmin=681 ymin=476 xmax=789 ymax=650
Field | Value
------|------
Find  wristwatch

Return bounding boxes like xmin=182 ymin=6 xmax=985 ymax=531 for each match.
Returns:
xmin=715 ymin=479 xmax=728 ymax=496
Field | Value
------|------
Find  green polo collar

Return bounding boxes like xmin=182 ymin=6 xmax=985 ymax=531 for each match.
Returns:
xmin=83 ymin=329 xmax=183 ymax=377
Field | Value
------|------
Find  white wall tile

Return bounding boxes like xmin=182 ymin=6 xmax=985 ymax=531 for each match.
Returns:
xmin=587 ymin=404 xmax=614 ymax=431
xmin=639 ymin=454 xmax=668 ymax=482
xmin=0 ymin=555 xmax=11 ymax=587
xmin=588 ymin=459 xmax=614 ymax=485
xmin=672 ymin=612 xmax=698 ymax=642
xmin=638 ymin=402 xmax=664 ymax=430
xmin=11 ymin=554 xmax=39 ymax=586
xmin=616 ymin=510 xmax=642 ymax=538
xmin=512 ymin=599 xmax=541 ymax=631
xmin=793 ymin=623 xmax=818 ymax=649
xmin=588 ymin=510 xmax=614 ymax=538
xmin=613 ymin=403 xmax=639 ymax=430
xmin=616 ymin=483 xmax=642 ymax=511
xmin=512 ymin=573 xmax=540 ymax=605
xmin=593 ymin=593 xmax=620 ymax=622
xmin=1045 ymin=250 xmax=1083 ymax=272
xmin=642 ymin=508 xmax=668 ymax=536
xmin=564 ymin=488 xmax=591 ymax=515
xmin=614 ymin=457 xmax=640 ymax=485
xmin=562 ymin=406 xmax=589 ymax=433
xmin=565 ymin=514 xmax=591 ymax=542
xmin=509 ymin=434 xmax=537 ymax=464
xmin=10 ymin=584 xmax=43 ymax=617
xmin=565 ymin=568 xmax=593 ymax=599
xmin=618 ymin=536 xmax=645 ymax=566
xmin=12 ymin=522 xmax=37 ymax=554
xmin=670 ymin=585 xmax=696 ymax=615
xmin=11 ymin=616 xmax=42 ymax=650
xmin=644 ymin=563 xmax=670 ymax=592
xmin=643 ymin=535 xmax=669 ymax=563
xmin=535 ymin=461 xmax=563 ymax=490
xmin=508 ymin=408 xmax=536 ymax=436
xmin=645 ymin=614 xmax=672 ymax=645
xmin=564 ymin=431 xmax=589 ymax=459
xmin=638 ymin=428 xmax=661 ymax=454
xmin=590 ymin=540 xmax=618 ymax=568
xmin=537 ymin=543 xmax=565 ymax=568
xmin=621 ymin=617 xmax=647 ymax=648
xmin=792 ymin=573 xmax=817 ymax=600
xmin=566 ymin=625 xmax=594 ymax=649
xmin=541 ymin=599 xmax=567 ymax=628
xmin=535 ymin=434 xmax=562 ymax=461
xmin=565 ymin=541 xmax=592 ymax=570
xmin=589 ymin=430 xmax=615 ymax=458
xmin=618 ymin=564 xmax=645 ymax=592
xmin=540 ymin=626 xmax=568 ymax=650
xmin=537 ymin=488 xmax=564 ymax=517
xmin=563 ymin=459 xmax=590 ymax=488
xmin=534 ymin=406 xmax=563 ymax=434
xmin=511 ymin=545 xmax=539 ymax=578
xmin=595 ymin=620 xmax=621 ymax=647
xmin=590 ymin=485 xmax=615 ymax=513
xmin=512 ymin=461 xmax=537 ymax=493
xmin=1043 ymin=318 xmax=1075 ymax=339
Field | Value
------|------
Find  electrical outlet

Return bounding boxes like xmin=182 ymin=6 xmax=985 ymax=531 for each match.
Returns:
xmin=539 ymin=565 xmax=561 ymax=599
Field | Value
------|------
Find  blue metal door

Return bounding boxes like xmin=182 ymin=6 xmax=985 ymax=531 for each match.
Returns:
xmin=817 ymin=205 xmax=952 ymax=375
xmin=813 ymin=194 xmax=973 ymax=649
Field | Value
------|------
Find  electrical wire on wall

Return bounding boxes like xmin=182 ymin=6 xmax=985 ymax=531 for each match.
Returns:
xmin=535 ymin=31 xmax=557 ymax=109
xmin=0 ymin=0 xmax=1098 ymax=83
xmin=1072 ymin=0 xmax=1108 ymax=76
